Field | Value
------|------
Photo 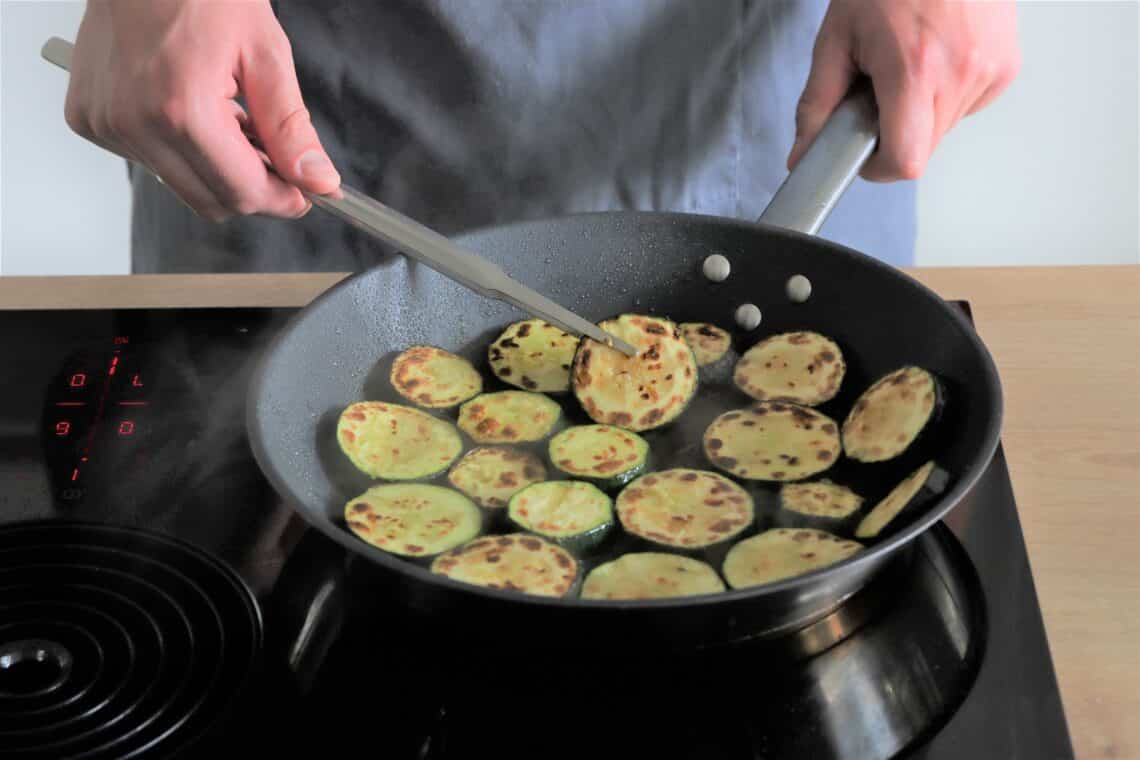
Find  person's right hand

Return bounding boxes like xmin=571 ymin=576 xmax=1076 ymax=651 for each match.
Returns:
xmin=65 ymin=0 xmax=340 ymax=222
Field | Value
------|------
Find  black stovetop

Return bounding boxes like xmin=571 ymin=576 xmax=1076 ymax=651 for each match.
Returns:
xmin=0 ymin=306 xmax=1073 ymax=759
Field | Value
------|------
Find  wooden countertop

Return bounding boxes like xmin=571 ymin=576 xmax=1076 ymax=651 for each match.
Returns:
xmin=1 ymin=266 xmax=1137 ymax=758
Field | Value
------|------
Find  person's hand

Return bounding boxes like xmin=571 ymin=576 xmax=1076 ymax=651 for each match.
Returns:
xmin=65 ymin=0 xmax=340 ymax=222
xmin=788 ymin=0 xmax=1020 ymax=182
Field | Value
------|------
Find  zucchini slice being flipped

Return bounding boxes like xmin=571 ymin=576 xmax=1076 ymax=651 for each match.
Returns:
xmin=733 ymin=331 xmax=845 ymax=406
xmin=842 ymin=366 xmax=940 ymax=462
xmin=616 ymin=468 xmax=753 ymax=550
xmin=581 ymin=553 xmax=725 ymax=600
xmin=390 ymin=345 xmax=482 ymax=408
xmin=855 ymin=460 xmax=948 ymax=539
xmin=548 ymin=424 xmax=650 ymax=489
xmin=722 ymin=528 xmax=862 ymax=588
xmin=337 ymin=401 xmax=464 ymax=480
xmin=508 ymin=480 xmax=614 ymax=552
xmin=679 ymin=323 xmax=732 ymax=367
xmin=457 ymin=391 xmax=562 ymax=444
xmin=447 ymin=447 xmax=547 ymax=509
xmin=431 ymin=533 xmax=578 ymax=597
xmin=488 ymin=319 xmax=579 ymax=393
xmin=344 ymin=483 xmax=482 ymax=558
xmin=777 ymin=480 xmax=864 ymax=531
xmin=703 ymin=402 xmax=841 ymax=482
xmin=571 ymin=314 xmax=698 ymax=432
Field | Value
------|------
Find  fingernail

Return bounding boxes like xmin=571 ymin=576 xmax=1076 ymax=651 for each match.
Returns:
xmin=297 ymin=150 xmax=339 ymax=183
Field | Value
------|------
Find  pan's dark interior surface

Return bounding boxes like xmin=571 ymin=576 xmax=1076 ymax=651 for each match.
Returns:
xmin=247 ymin=211 xmax=1001 ymax=630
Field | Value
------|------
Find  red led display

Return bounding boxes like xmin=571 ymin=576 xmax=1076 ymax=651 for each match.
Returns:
xmin=55 ymin=421 xmax=71 ymax=436
xmin=69 ymin=373 xmax=87 ymax=388
xmin=131 ymin=374 xmax=144 ymax=388
xmin=118 ymin=421 xmax=135 ymax=436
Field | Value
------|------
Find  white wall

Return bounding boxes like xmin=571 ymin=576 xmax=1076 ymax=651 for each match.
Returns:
xmin=1 ymin=1 xmax=1137 ymax=275
xmin=1 ymin=1 xmax=131 ymax=275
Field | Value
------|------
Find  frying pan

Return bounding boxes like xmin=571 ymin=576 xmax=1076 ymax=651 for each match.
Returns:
xmin=246 ymin=87 xmax=1003 ymax=651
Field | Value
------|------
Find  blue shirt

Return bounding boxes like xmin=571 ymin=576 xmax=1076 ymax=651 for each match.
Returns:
xmin=129 ymin=0 xmax=915 ymax=272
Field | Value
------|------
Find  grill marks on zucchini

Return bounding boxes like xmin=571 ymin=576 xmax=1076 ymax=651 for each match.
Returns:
xmin=548 ymin=425 xmax=649 ymax=489
xmin=722 ymin=528 xmax=863 ymax=588
xmin=842 ymin=366 xmax=939 ymax=462
xmin=571 ymin=314 xmax=698 ymax=432
xmin=703 ymin=402 xmax=841 ymax=481
xmin=733 ymin=331 xmax=845 ymax=406
xmin=447 ymin=447 xmax=546 ymax=509
xmin=337 ymin=402 xmax=464 ymax=480
xmin=431 ymin=533 xmax=578 ymax=597
xmin=680 ymin=323 xmax=732 ymax=367
xmin=488 ymin=319 xmax=579 ymax=393
xmin=856 ymin=461 xmax=947 ymax=539
xmin=508 ymin=481 xmax=614 ymax=552
xmin=344 ymin=483 xmax=482 ymax=558
xmin=390 ymin=346 xmax=482 ymax=408
xmin=457 ymin=391 xmax=562 ymax=444
xmin=581 ymin=553 xmax=725 ymax=600
xmin=616 ymin=469 xmax=753 ymax=549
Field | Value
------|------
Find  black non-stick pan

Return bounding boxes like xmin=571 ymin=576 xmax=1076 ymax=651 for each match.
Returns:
xmin=246 ymin=89 xmax=1002 ymax=651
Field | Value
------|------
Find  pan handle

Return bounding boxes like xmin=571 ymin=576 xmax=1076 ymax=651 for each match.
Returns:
xmin=757 ymin=80 xmax=879 ymax=236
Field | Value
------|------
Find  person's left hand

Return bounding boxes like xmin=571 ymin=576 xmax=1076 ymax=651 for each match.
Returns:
xmin=788 ymin=0 xmax=1021 ymax=182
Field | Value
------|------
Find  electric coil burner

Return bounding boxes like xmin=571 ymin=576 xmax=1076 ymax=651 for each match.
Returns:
xmin=0 ymin=522 xmax=261 ymax=759
xmin=0 ymin=306 xmax=1073 ymax=759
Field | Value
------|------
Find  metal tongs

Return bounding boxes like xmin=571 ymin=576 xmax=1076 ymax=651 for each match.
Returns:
xmin=40 ymin=37 xmax=637 ymax=357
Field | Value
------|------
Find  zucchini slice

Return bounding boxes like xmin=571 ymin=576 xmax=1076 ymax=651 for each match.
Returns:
xmin=722 ymin=528 xmax=863 ymax=588
xmin=337 ymin=401 xmax=464 ymax=480
xmin=778 ymin=480 xmax=864 ymax=531
xmin=508 ymin=481 xmax=614 ymax=552
xmin=571 ymin=314 xmax=698 ymax=432
xmin=842 ymin=366 xmax=940 ymax=462
xmin=457 ymin=391 xmax=562 ymax=444
xmin=547 ymin=424 xmax=650 ymax=489
xmin=615 ymin=468 xmax=753 ymax=550
xmin=733 ymin=331 xmax=845 ymax=406
xmin=390 ymin=345 xmax=482 ymax=408
xmin=855 ymin=460 xmax=948 ymax=539
xmin=679 ymin=323 xmax=732 ymax=367
xmin=344 ymin=483 xmax=482 ymax=558
xmin=488 ymin=319 xmax=579 ymax=393
xmin=703 ymin=402 xmax=841 ymax=482
xmin=447 ymin=447 xmax=547 ymax=509
xmin=431 ymin=533 xmax=578 ymax=597
xmin=581 ymin=553 xmax=725 ymax=600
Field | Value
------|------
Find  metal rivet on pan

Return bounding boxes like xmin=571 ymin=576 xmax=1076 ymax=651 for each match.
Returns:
xmin=703 ymin=254 xmax=731 ymax=282
xmin=734 ymin=304 xmax=762 ymax=330
xmin=786 ymin=274 xmax=812 ymax=303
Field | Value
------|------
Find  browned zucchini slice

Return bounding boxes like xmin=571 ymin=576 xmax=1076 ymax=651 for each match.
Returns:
xmin=390 ymin=345 xmax=482 ymax=408
xmin=431 ymin=533 xmax=578 ymax=597
xmin=733 ymin=331 xmax=845 ymax=406
xmin=841 ymin=366 xmax=940 ymax=462
xmin=615 ymin=468 xmax=753 ymax=549
xmin=722 ymin=528 xmax=862 ymax=588
xmin=702 ymin=402 xmax=841 ymax=481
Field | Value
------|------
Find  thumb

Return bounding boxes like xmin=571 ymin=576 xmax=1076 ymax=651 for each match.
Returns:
xmin=788 ymin=28 xmax=857 ymax=171
xmin=240 ymin=34 xmax=341 ymax=195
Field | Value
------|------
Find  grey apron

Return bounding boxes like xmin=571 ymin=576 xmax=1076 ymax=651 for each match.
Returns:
xmin=129 ymin=0 xmax=916 ymax=273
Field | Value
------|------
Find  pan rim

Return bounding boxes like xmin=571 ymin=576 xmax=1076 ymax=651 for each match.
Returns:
xmin=245 ymin=209 xmax=1004 ymax=611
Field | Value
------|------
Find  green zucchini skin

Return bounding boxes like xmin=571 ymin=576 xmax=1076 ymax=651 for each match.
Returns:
xmin=547 ymin=425 xmax=651 ymax=490
xmin=855 ymin=461 xmax=949 ymax=539
xmin=571 ymin=314 xmax=699 ymax=432
xmin=431 ymin=533 xmax=579 ymax=598
xmin=488 ymin=319 xmax=580 ymax=393
xmin=457 ymin=391 xmax=563 ymax=444
xmin=507 ymin=481 xmax=614 ymax=554
xmin=842 ymin=366 xmax=944 ymax=463
xmin=775 ymin=479 xmax=864 ymax=532
xmin=336 ymin=401 xmax=464 ymax=481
